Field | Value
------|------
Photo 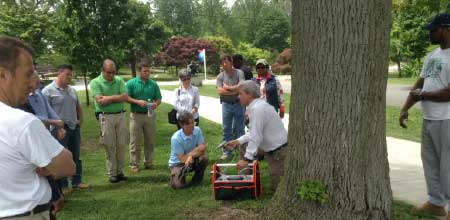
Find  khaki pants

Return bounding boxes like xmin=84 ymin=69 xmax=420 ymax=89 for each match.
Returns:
xmin=99 ymin=113 xmax=129 ymax=177
xmin=129 ymin=113 xmax=156 ymax=167
xmin=170 ymin=156 xmax=208 ymax=189
xmin=3 ymin=211 xmax=50 ymax=220
xmin=240 ymin=144 xmax=287 ymax=191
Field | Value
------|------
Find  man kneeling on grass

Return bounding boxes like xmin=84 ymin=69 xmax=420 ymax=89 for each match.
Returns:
xmin=168 ymin=111 xmax=208 ymax=189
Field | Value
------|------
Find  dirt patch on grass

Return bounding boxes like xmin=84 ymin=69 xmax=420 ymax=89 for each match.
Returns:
xmin=185 ymin=206 xmax=257 ymax=220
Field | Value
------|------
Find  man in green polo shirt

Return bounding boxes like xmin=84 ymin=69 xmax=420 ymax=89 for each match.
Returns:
xmin=89 ymin=59 xmax=129 ymax=183
xmin=126 ymin=62 xmax=162 ymax=172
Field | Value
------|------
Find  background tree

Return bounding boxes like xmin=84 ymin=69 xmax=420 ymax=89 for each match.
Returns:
xmin=203 ymin=36 xmax=234 ymax=74
xmin=254 ymin=6 xmax=290 ymax=52
xmin=0 ymin=1 xmax=55 ymax=56
xmin=56 ymin=0 xmax=135 ymax=105
xmin=156 ymin=36 xmax=217 ymax=74
xmin=271 ymin=48 xmax=291 ymax=74
xmin=235 ymin=42 xmax=271 ymax=66
xmin=122 ymin=1 xmax=171 ymax=78
xmin=198 ymin=0 xmax=229 ymax=36
xmin=153 ymin=0 xmax=198 ymax=37
xmin=263 ymin=0 xmax=393 ymax=219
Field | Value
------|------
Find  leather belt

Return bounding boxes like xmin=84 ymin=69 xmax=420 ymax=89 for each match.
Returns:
xmin=267 ymin=143 xmax=288 ymax=155
xmin=98 ymin=110 xmax=126 ymax=115
xmin=3 ymin=203 xmax=49 ymax=218
xmin=131 ymin=111 xmax=147 ymax=114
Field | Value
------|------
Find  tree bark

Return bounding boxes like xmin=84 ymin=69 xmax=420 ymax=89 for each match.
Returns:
xmin=397 ymin=60 xmax=402 ymax=78
xmin=262 ymin=0 xmax=393 ymax=219
xmin=83 ymin=71 xmax=90 ymax=106
xmin=130 ymin=58 xmax=137 ymax=78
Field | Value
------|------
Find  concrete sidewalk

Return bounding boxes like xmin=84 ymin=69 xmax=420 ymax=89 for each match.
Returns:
xmin=160 ymin=89 xmax=427 ymax=206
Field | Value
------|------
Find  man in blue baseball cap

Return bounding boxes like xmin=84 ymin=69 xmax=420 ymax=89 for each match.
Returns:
xmin=400 ymin=12 xmax=450 ymax=218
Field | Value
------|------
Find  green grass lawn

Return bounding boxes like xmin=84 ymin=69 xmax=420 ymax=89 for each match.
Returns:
xmin=386 ymin=106 xmax=422 ymax=143
xmin=59 ymin=92 xmax=432 ymax=220
xmin=60 ymin=92 xmax=273 ymax=220
xmin=388 ymin=77 xmax=419 ymax=86
xmin=160 ymin=85 xmax=291 ymax=114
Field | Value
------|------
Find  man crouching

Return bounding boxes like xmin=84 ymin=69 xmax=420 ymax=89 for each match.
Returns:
xmin=168 ymin=111 xmax=208 ymax=189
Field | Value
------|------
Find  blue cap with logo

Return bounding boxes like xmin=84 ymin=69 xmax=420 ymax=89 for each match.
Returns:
xmin=427 ymin=12 xmax=450 ymax=31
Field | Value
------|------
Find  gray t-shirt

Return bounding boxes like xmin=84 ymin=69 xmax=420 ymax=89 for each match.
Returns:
xmin=42 ymin=81 xmax=80 ymax=129
xmin=216 ymin=69 xmax=245 ymax=103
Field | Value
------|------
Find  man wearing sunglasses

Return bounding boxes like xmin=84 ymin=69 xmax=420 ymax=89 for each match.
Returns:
xmin=253 ymin=59 xmax=285 ymax=118
xmin=400 ymin=13 xmax=450 ymax=218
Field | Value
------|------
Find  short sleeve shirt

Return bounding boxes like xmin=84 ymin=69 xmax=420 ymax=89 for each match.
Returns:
xmin=420 ymin=48 xmax=450 ymax=120
xmin=216 ymin=69 xmax=245 ymax=103
xmin=0 ymin=101 xmax=64 ymax=218
xmin=168 ymin=127 xmax=205 ymax=167
xmin=125 ymin=77 xmax=162 ymax=113
xmin=42 ymin=82 xmax=80 ymax=129
xmin=89 ymin=74 xmax=126 ymax=113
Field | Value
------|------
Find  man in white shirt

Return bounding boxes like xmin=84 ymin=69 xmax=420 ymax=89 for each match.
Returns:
xmin=225 ymin=80 xmax=288 ymax=191
xmin=0 ymin=36 xmax=75 ymax=220
xmin=400 ymin=13 xmax=450 ymax=218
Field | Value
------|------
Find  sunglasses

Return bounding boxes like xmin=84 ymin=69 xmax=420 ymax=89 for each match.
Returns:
xmin=256 ymin=66 xmax=266 ymax=69
xmin=181 ymin=77 xmax=191 ymax=81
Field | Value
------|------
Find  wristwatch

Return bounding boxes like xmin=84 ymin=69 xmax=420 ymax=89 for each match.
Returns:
xmin=243 ymin=157 xmax=253 ymax=162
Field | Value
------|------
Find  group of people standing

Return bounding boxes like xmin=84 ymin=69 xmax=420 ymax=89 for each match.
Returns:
xmin=0 ymin=34 xmax=289 ymax=219
xmin=169 ymin=54 xmax=288 ymax=191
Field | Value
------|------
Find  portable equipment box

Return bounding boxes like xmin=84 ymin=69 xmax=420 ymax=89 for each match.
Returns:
xmin=212 ymin=161 xmax=262 ymax=200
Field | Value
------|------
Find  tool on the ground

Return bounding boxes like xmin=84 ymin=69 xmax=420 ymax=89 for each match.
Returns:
xmin=212 ymin=161 xmax=262 ymax=200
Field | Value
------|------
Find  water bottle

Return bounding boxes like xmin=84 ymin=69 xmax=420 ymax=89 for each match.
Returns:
xmin=147 ymin=99 xmax=153 ymax=117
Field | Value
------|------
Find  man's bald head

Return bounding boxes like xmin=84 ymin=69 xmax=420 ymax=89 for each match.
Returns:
xmin=101 ymin=59 xmax=116 ymax=82
xmin=102 ymin=59 xmax=116 ymax=70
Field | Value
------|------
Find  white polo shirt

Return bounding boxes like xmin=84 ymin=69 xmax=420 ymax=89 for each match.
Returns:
xmin=0 ymin=101 xmax=64 ymax=218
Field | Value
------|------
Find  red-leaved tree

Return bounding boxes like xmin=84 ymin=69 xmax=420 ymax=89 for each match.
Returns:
xmin=155 ymin=36 xmax=217 ymax=74
xmin=272 ymin=48 xmax=292 ymax=74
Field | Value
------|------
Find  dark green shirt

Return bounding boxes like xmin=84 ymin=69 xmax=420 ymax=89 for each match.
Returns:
xmin=89 ymin=74 xmax=126 ymax=113
xmin=126 ymin=77 xmax=162 ymax=113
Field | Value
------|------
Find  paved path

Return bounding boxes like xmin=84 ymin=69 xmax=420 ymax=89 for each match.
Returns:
xmin=74 ymin=82 xmax=427 ymax=206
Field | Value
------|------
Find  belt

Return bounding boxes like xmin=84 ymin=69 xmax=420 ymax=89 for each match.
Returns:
xmin=98 ymin=110 xmax=126 ymax=115
xmin=3 ymin=203 xmax=49 ymax=218
xmin=267 ymin=143 xmax=288 ymax=155
xmin=131 ymin=111 xmax=147 ymax=114
xmin=221 ymin=99 xmax=240 ymax=105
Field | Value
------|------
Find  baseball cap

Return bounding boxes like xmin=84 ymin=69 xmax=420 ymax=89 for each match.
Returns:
xmin=255 ymin=59 xmax=268 ymax=66
xmin=427 ymin=12 xmax=450 ymax=31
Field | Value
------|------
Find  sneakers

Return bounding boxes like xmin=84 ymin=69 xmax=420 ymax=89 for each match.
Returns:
xmin=144 ymin=163 xmax=153 ymax=170
xmin=109 ymin=176 xmax=119 ymax=183
xmin=412 ymin=201 xmax=446 ymax=216
xmin=61 ymin=187 xmax=72 ymax=194
xmin=117 ymin=174 xmax=128 ymax=182
xmin=130 ymin=166 xmax=140 ymax=173
xmin=220 ymin=153 xmax=232 ymax=161
xmin=73 ymin=183 xmax=89 ymax=190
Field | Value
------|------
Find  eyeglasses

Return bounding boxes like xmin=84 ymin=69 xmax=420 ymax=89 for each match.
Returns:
xmin=181 ymin=77 xmax=191 ymax=81
xmin=256 ymin=66 xmax=266 ymax=70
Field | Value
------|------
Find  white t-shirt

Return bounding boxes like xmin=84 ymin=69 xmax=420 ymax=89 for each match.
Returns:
xmin=420 ymin=48 xmax=450 ymax=120
xmin=0 ymin=101 xmax=64 ymax=218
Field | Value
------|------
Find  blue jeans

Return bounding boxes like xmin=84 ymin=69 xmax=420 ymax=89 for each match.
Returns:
xmin=59 ymin=125 xmax=82 ymax=187
xmin=222 ymin=102 xmax=245 ymax=155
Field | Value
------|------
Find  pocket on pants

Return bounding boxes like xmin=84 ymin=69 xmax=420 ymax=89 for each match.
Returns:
xmin=99 ymin=115 xmax=107 ymax=145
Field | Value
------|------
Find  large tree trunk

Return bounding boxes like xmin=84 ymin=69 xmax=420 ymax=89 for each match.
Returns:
xmin=83 ymin=71 xmax=90 ymax=106
xmin=130 ymin=59 xmax=137 ymax=78
xmin=397 ymin=59 xmax=402 ymax=78
xmin=262 ymin=1 xmax=393 ymax=220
